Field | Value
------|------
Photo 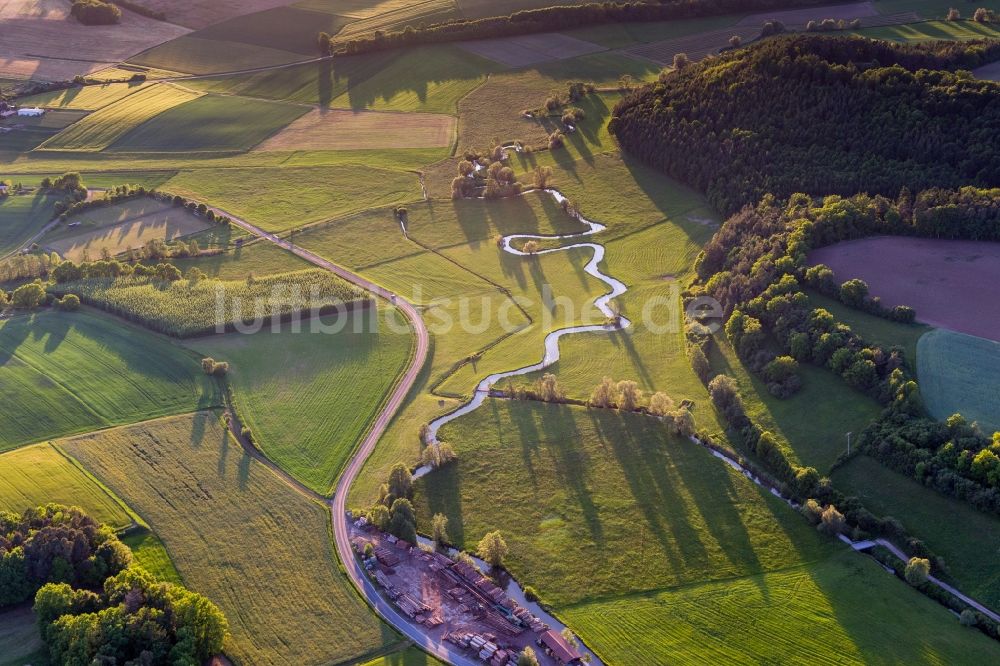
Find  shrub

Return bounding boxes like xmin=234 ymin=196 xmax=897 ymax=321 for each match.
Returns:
xmin=947 ymin=7 xmax=961 ymax=20
xmin=905 ymin=557 xmax=931 ymax=585
xmin=55 ymin=294 xmax=80 ymax=311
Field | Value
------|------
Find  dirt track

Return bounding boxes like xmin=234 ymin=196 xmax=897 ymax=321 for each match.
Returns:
xmin=809 ymin=236 xmax=1000 ymax=342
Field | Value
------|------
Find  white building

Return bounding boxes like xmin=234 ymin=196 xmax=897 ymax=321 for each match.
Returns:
xmin=17 ymin=107 xmax=45 ymax=117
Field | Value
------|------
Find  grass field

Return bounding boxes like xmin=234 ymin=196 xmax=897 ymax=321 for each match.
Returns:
xmin=62 ymin=411 xmax=397 ymax=666
xmin=45 ymin=197 xmax=213 ymax=261
xmin=190 ymin=307 xmax=413 ymax=494
xmin=0 ymin=440 xmax=180 ymax=582
xmin=1 ymin=109 xmax=91 ymax=153
xmin=415 ymin=400 xmax=834 ymax=605
xmin=163 ymin=165 xmax=420 ymax=232
xmin=130 ymin=36 xmax=305 ymax=75
xmin=563 ymin=550 xmax=1000 ymax=665
xmin=0 ymin=606 xmax=47 ymax=666
xmin=833 ymin=455 xmax=1000 ymax=609
xmin=170 ymin=237 xmax=311 ymax=279
xmin=360 ymin=648 xmax=445 ymax=666
xmin=854 ymin=18 xmax=1000 ymax=42
xmin=20 ymin=81 xmax=151 ymax=110
xmin=38 ymin=84 xmax=202 ymax=152
xmin=109 ymin=94 xmax=310 ymax=153
xmin=0 ymin=190 xmax=61 ymax=257
xmin=806 ymin=290 xmax=930 ymax=367
xmin=0 ymin=310 xmax=220 ymax=452
xmin=190 ymin=5 xmax=352 ymax=55
xmin=0 ymin=442 xmax=132 ymax=529
xmin=709 ymin=334 xmax=881 ymax=472
xmin=917 ymin=328 xmax=1000 ymax=432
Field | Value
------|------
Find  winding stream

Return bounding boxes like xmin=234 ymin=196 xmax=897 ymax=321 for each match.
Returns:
xmin=425 ymin=188 xmax=630 ymax=444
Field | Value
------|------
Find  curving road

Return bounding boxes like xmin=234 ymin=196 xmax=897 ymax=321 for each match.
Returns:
xmin=206 ymin=206 xmax=486 ymax=664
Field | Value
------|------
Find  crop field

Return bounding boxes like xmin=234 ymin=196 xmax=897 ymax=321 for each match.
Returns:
xmin=0 ymin=443 xmax=132 ymax=529
xmin=360 ymin=647 xmax=445 ymax=666
xmin=129 ymin=35 xmax=305 ymax=75
xmin=296 ymin=0 xmax=428 ymax=18
xmin=254 ymin=108 xmax=456 ymax=151
xmin=38 ymin=84 xmax=202 ymax=152
xmin=414 ymin=400 xmax=834 ymax=605
xmin=563 ymin=550 xmax=1000 ymax=665
xmin=20 ymin=82 xmax=151 ymax=111
xmin=108 ymin=94 xmax=309 ymax=153
xmin=810 ymin=237 xmax=1000 ymax=342
xmin=62 ymin=412 xmax=396 ymax=666
xmin=0 ymin=310 xmax=220 ymax=452
xmin=0 ymin=190 xmax=60 ymax=257
xmin=163 ymin=165 xmax=420 ymax=231
xmin=0 ymin=0 xmax=189 ymax=81
xmin=917 ymin=328 xmax=1000 ymax=431
xmin=834 ymin=455 xmax=1000 ymax=608
xmin=45 ymin=198 xmax=213 ymax=261
xmin=854 ymin=18 xmax=1000 ymax=43
xmin=54 ymin=269 xmax=368 ymax=337
xmin=190 ymin=307 xmax=413 ymax=494
xmin=335 ymin=0 xmax=460 ymax=39
xmin=127 ymin=0 xmax=313 ymax=29
xmin=170 ymin=237 xmax=311 ymax=279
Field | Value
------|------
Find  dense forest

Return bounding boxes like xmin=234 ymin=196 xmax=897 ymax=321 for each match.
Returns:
xmin=610 ymin=36 xmax=1000 ymax=214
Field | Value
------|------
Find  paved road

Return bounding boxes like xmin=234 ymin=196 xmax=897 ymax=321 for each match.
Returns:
xmin=207 ymin=206 xmax=486 ymax=665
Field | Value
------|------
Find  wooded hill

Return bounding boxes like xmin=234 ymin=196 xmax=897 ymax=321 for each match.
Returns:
xmin=609 ymin=35 xmax=1000 ymax=214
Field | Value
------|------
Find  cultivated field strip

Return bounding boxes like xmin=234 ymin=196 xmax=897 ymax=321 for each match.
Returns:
xmin=38 ymin=84 xmax=202 ymax=152
xmin=458 ymin=33 xmax=606 ymax=67
xmin=335 ymin=0 xmax=459 ymax=38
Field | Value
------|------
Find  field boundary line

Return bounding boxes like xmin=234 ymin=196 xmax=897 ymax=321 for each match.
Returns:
xmin=47 ymin=441 xmax=143 ymax=532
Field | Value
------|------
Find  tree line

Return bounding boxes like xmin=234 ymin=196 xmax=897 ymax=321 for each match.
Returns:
xmin=610 ymin=35 xmax=1000 ymax=215
xmin=325 ymin=0 xmax=835 ymax=56
xmin=692 ymin=189 xmax=1000 ymax=515
xmin=1 ymin=505 xmax=227 ymax=663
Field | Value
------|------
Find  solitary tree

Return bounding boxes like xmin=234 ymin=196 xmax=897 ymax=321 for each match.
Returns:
xmin=517 ymin=646 xmax=540 ymax=666
xmin=536 ymin=373 xmax=562 ymax=402
xmin=589 ymin=376 xmax=618 ymax=408
xmin=387 ymin=462 xmax=413 ymax=500
xmin=672 ymin=53 xmax=690 ymax=70
xmin=905 ymin=557 xmax=931 ymax=585
xmin=617 ymin=380 xmax=642 ymax=411
xmin=431 ymin=513 xmax=449 ymax=548
xmin=729 ymin=35 xmax=742 ymax=47
xmin=477 ymin=530 xmax=509 ymax=568
xmin=648 ymin=392 xmax=675 ymax=416
xmin=817 ymin=505 xmax=846 ymax=536
xmin=947 ymin=7 xmax=960 ymax=20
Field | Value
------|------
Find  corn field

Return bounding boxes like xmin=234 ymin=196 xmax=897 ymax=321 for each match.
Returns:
xmin=50 ymin=269 xmax=371 ymax=337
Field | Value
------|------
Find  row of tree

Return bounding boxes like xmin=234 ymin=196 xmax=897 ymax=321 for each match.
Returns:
xmin=70 ymin=0 xmax=121 ymax=25
xmin=610 ymin=36 xmax=1000 ymax=214
xmin=327 ymin=0 xmax=835 ymax=55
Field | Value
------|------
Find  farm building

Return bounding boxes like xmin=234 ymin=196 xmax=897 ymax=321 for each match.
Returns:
xmin=539 ymin=630 xmax=583 ymax=665
xmin=17 ymin=107 xmax=45 ymax=117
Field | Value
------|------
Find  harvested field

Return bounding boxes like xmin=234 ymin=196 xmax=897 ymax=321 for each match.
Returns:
xmin=735 ymin=1 xmax=877 ymax=27
xmin=458 ymin=33 xmax=606 ymax=67
xmin=917 ymin=328 xmax=1000 ymax=432
xmin=336 ymin=0 xmax=459 ymax=39
xmin=0 ymin=0 xmax=189 ymax=81
xmin=20 ymin=81 xmax=151 ymax=110
xmin=254 ymin=108 xmax=455 ymax=151
xmin=809 ymin=236 xmax=1000 ymax=341
xmin=61 ymin=412 xmax=396 ymax=666
xmin=458 ymin=0 xmax=591 ymax=19
xmin=296 ymin=0 xmax=430 ymax=19
xmin=38 ymin=84 xmax=202 ymax=152
xmin=45 ymin=200 xmax=213 ymax=261
xmin=190 ymin=6 xmax=352 ymax=55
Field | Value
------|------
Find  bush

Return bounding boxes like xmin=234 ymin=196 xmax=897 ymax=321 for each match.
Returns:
xmin=55 ymin=294 xmax=80 ymax=311
xmin=905 ymin=557 xmax=931 ymax=585
xmin=70 ymin=0 xmax=121 ymax=25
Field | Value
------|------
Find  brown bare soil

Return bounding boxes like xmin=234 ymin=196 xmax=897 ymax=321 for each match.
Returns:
xmin=809 ymin=236 xmax=1000 ymax=341
xmin=974 ymin=61 xmax=1000 ymax=81
xmin=253 ymin=107 xmax=456 ymax=151
xmin=458 ymin=33 xmax=605 ymax=67
xmin=0 ymin=0 xmax=189 ymax=80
